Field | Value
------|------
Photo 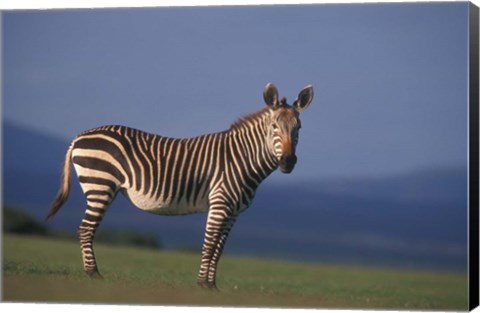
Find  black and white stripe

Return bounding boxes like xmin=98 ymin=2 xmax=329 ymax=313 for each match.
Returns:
xmin=47 ymin=82 xmax=314 ymax=288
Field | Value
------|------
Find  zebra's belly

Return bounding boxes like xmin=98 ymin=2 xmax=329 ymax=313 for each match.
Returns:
xmin=122 ymin=190 xmax=209 ymax=215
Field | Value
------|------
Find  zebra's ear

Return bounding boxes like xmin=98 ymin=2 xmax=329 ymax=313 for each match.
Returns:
xmin=263 ymin=83 xmax=280 ymax=109
xmin=293 ymin=85 xmax=313 ymax=113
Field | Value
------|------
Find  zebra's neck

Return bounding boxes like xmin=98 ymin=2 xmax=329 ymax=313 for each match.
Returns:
xmin=227 ymin=108 xmax=279 ymax=184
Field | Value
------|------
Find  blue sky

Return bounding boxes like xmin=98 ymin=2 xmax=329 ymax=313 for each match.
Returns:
xmin=3 ymin=2 xmax=470 ymax=181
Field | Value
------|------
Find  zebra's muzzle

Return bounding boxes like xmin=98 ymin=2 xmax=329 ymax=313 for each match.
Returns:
xmin=279 ymin=154 xmax=297 ymax=173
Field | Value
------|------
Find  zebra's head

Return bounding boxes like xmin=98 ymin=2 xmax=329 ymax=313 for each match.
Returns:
xmin=263 ymin=83 xmax=314 ymax=174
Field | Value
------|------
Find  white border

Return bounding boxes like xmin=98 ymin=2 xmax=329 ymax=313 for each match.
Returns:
xmin=0 ymin=0 xmax=478 ymax=10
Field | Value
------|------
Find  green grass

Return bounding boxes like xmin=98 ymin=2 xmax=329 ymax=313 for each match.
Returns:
xmin=2 ymin=234 xmax=468 ymax=310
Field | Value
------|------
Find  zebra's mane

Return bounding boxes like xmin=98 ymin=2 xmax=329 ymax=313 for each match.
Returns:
xmin=229 ymin=107 xmax=270 ymax=131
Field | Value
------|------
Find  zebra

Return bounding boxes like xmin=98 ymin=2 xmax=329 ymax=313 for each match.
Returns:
xmin=47 ymin=82 xmax=314 ymax=289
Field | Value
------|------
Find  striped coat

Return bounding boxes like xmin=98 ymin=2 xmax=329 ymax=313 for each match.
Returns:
xmin=47 ymin=83 xmax=314 ymax=289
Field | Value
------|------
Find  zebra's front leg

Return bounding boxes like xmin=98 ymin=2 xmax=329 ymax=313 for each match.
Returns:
xmin=197 ymin=206 xmax=237 ymax=290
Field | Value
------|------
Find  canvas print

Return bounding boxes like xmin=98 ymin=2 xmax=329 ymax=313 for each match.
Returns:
xmin=2 ymin=2 xmax=478 ymax=311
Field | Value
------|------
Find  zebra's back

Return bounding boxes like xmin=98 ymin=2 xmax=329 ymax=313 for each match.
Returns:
xmin=71 ymin=125 xmax=219 ymax=215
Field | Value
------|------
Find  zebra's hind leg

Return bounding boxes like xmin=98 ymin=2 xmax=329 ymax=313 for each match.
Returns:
xmin=78 ymin=219 xmax=102 ymax=278
xmin=78 ymin=192 xmax=115 ymax=278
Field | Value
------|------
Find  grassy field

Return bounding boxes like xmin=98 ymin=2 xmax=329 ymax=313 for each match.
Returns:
xmin=2 ymin=234 xmax=468 ymax=310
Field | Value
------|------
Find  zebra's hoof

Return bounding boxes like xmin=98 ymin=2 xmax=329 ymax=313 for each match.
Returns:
xmin=197 ymin=281 xmax=218 ymax=291
xmin=86 ymin=270 xmax=103 ymax=279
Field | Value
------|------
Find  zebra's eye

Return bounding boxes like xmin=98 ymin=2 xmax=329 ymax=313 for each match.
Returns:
xmin=272 ymin=123 xmax=279 ymax=129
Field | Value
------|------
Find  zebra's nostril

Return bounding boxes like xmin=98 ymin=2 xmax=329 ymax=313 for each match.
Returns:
xmin=281 ymin=154 xmax=297 ymax=165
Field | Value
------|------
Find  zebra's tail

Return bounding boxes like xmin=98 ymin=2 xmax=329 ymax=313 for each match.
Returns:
xmin=46 ymin=142 xmax=74 ymax=221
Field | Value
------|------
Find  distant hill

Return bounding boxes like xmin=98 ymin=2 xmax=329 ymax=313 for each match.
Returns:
xmin=3 ymin=121 xmax=69 ymax=173
xmin=2 ymin=121 xmax=468 ymax=272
